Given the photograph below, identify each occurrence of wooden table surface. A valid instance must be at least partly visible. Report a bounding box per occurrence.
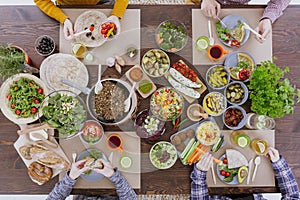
[0,4,299,196]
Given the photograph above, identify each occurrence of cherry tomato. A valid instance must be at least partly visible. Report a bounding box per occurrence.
[101,24,107,29]
[223,158,228,164]
[231,39,241,47]
[238,69,250,81]
[6,94,11,100]
[11,104,15,109]
[31,107,38,114]
[34,99,39,104]
[15,109,21,115]
[172,64,176,68]
[37,88,43,94]
[220,170,226,176]
[225,172,231,177]
[191,77,196,82]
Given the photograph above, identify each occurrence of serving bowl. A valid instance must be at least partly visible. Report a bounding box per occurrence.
[79,120,104,146]
[155,19,188,53]
[223,105,247,130]
[134,109,166,141]
[149,141,177,169]
[206,65,230,90]
[34,35,55,57]
[203,92,227,117]
[224,81,248,106]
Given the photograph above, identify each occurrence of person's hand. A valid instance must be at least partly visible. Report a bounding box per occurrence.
[265,147,280,163]
[69,159,89,180]
[254,18,272,43]
[63,18,74,40]
[94,159,115,178]
[196,153,213,172]
[201,0,221,19]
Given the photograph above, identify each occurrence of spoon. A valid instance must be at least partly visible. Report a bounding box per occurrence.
[251,156,261,182]
[94,64,103,94]
[124,82,137,113]
[192,110,209,119]
[30,131,58,148]
[208,20,214,46]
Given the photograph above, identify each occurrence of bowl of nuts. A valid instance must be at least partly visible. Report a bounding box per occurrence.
[223,105,246,130]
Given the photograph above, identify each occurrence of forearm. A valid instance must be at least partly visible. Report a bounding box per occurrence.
[111,0,128,18]
[190,166,210,200]
[108,169,137,200]
[46,173,76,200]
[272,156,299,199]
[34,0,68,24]
[262,0,291,23]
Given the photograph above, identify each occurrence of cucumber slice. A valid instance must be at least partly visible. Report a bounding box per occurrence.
[211,136,224,152]
[180,138,195,159]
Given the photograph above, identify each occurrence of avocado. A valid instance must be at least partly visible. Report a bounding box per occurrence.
[238,166,248,183]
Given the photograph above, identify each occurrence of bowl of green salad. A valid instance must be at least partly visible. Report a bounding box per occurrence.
[40,90,87,139]
[155,20,188,53]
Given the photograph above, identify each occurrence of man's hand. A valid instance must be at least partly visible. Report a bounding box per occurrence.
[265,147,280,163]
[255,18,271,43]
[63,18,74,40]
[69,160,89,180]
[196,153,213,172]
[201,0,221,19]
[94,159,115,178]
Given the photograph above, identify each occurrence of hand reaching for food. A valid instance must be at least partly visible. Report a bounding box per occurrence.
[265,147,280,163]
[255,18,271,43]
[196,153,213,172]
[94,159,115,178]
[69,160,89,180]
[201,0,221,19]
[63,18,74,39]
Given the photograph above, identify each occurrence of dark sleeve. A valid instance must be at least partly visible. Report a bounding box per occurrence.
[262,0,291,23]
[46,173,76,200]
[108,169,137,200]
[190,165,210,200]
[271,156,300,199]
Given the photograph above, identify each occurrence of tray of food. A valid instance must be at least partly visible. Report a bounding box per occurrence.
[14,128,70,185]
[170,118,224,165]
[166,60,207,103]
[125,64,157,98]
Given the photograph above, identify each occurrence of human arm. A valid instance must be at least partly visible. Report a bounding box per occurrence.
[94,159,137,200]
[200,0,221,19]
[111,0,128,19]
[266,147,300,199]
[46,160,89,200]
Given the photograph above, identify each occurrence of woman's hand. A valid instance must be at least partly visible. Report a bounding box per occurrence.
[201,0,221,19]
[63,18,74,40]
[69,159,89,180]
[255,18,271,43]
[94,159,115,178]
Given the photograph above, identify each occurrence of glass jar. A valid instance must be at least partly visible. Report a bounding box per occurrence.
[245,113,275,130]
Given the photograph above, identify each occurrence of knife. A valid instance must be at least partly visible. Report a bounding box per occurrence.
[247,158,253,185]
[60,77,91,95]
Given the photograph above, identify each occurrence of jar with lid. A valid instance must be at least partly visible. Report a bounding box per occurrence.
[245,113,275,130]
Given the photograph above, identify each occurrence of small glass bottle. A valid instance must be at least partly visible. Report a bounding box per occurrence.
[245,113,275,130]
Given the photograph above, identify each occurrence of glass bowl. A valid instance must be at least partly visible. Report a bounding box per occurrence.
[141,49,170,78]
[223,105,247,130]
[39,90,87,139]
[150,87,184,121]
[34,35,55,57]
[134,109,166,141]
[155,19,188,53]
[206,65,230,90]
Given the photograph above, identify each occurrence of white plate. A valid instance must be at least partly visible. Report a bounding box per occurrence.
[40,53,89,95]
[0,73,48,124]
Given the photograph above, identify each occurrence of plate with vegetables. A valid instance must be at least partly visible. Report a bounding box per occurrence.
[40,90,87,139]
[216,14,250,48]
[224,51,255,82]
[216,150,249,184]
[155,20,187,53]
[149,141,177,169]
[150,87,184,121]
[0,73,48,124]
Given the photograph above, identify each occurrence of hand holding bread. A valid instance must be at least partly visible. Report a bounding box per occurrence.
[93,159,115,178]
[69,160,90,180]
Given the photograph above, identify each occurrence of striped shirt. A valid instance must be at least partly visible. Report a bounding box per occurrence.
[217,0,291,23]
[47,169,137,200]
[190,156,300,200]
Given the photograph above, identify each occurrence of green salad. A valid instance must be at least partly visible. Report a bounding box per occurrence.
[156,20,187,52]
[42,92,86,136]
[6,77,45,118]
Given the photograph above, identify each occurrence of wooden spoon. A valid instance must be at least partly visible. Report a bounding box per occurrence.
[30,131,58,148]
[192,110,209,119]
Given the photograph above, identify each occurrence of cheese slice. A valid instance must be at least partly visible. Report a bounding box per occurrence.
[226,149,248,169]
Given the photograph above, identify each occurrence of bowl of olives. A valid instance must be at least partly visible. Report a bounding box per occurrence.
[34,35,55,57]
[224,81,248,106]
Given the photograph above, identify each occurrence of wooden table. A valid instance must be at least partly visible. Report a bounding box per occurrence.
[0,4,299,195]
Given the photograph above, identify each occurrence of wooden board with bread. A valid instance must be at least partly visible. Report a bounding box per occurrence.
[14,126,70,185]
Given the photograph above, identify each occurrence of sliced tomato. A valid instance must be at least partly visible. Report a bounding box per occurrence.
[231,39,241,47]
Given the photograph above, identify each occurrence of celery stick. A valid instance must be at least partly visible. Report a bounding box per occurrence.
[180,138,195,159]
